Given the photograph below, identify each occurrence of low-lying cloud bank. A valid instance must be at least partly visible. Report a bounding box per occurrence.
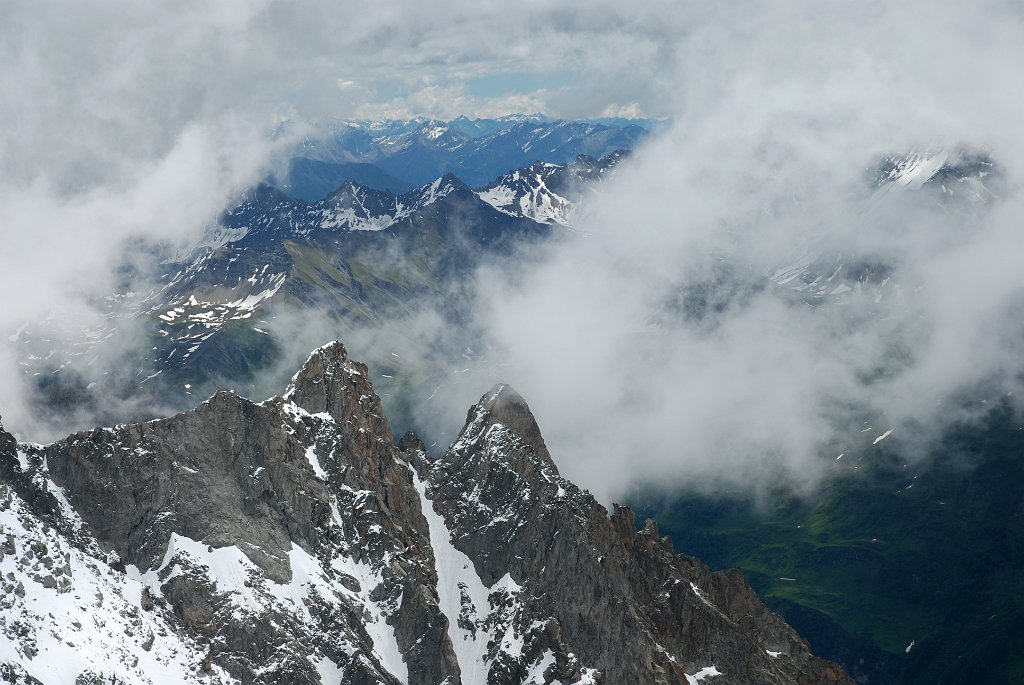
[410,2,1024,502]
[3,0,1024,506]
[0,0,705,439]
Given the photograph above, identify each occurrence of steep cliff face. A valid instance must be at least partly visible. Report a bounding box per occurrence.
[0,343,852,685]
[1,343,457,685]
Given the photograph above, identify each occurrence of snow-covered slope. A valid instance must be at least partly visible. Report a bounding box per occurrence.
[217,174,476,243]
[476,151,627,225]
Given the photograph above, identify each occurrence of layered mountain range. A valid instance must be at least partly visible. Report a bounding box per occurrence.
[273,115,649,198]
[18,149,625,437]
[0,341,851,684]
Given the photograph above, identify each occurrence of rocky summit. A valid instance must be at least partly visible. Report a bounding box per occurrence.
[0,342,851,685]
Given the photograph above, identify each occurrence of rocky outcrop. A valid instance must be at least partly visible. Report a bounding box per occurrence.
[419,384,853,685]
[2,343,458,685]
[0,344,852,685]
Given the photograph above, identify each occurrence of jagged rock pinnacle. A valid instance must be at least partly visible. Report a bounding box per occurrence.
[424,380,855,685]
[455,383,553,467]
[283,341,385,428]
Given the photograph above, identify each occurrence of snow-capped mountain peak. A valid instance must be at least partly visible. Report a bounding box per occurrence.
[476,151,627,225]
[1,342,853,684]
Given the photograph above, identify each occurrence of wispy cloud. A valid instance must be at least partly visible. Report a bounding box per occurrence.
[449,1,1024,503]
[3,0,1023,519]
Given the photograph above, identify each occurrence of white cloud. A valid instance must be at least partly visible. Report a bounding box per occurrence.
[3,0,1023,516]
[441,0,1024,503]
[352,83,552,121]
[601,103,645,119]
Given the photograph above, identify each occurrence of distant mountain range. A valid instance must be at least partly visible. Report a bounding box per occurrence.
[765,147,997,305]
[270,115,650,200]
[18,149,627,437]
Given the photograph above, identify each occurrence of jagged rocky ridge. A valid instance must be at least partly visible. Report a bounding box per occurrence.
[0,342,852,684]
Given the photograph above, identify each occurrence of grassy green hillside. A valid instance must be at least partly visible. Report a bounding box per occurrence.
[638,406,1024,684]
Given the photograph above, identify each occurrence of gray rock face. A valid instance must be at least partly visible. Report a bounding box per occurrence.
[2,343,457,685]
[0,344,851,685]
[420,384,852,685]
